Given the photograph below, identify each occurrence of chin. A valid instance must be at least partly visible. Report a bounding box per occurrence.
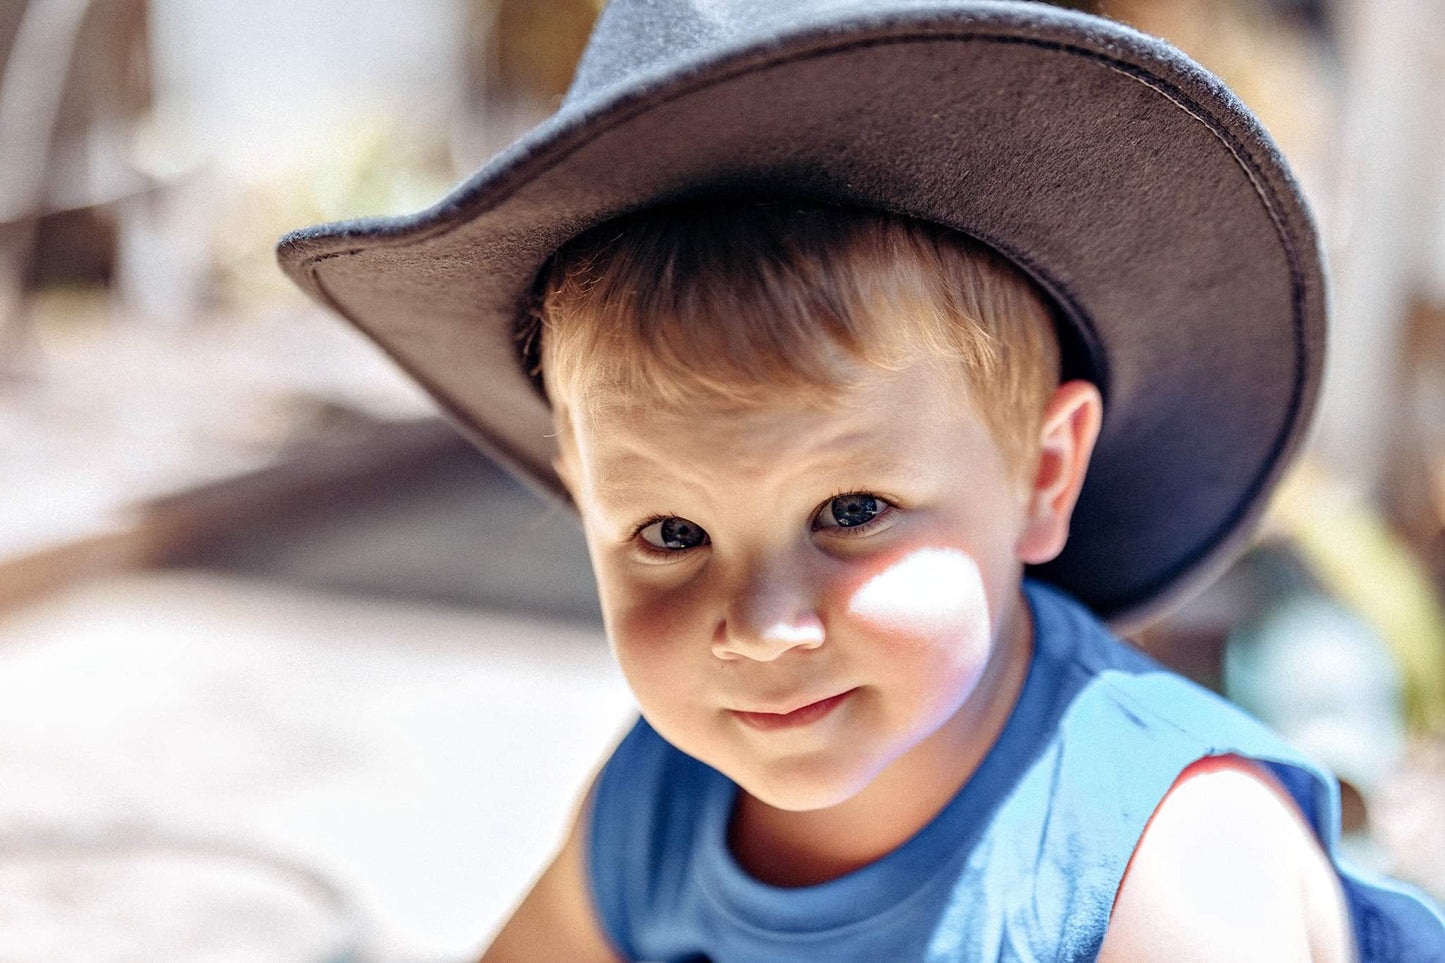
[733,756,880,812]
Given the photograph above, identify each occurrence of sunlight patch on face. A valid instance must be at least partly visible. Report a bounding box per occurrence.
[846,548,990,641]
[757,620,826,646]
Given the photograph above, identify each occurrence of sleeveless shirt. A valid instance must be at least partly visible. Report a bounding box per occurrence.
[586,578,1445,962]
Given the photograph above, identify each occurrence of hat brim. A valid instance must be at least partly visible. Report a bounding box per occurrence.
[277,3,1325,631]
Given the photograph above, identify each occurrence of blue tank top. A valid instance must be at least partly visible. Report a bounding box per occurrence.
[586,579,1445,962]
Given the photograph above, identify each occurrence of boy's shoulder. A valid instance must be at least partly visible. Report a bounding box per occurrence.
[1097,753,1358,962]
[1025,578,1311,766]
[1033,582,1445,960]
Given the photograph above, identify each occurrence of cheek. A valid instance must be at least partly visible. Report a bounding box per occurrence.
[843,547,993,649]
[582,532,712,714]
[604,579,710,685]
[841,548,997,721]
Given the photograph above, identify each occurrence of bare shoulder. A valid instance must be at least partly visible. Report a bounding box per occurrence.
[480,777,624,963]
[1097,754,1356,963]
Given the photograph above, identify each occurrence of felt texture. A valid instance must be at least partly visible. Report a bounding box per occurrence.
[276,0,1326,630]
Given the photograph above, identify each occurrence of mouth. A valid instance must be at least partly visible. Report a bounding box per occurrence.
[731,688,856,731]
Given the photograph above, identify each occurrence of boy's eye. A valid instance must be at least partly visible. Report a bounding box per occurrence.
[813,493,886,530]
[638,516,709,551]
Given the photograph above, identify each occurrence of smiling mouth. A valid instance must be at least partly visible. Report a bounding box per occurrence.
[732,689,855,731]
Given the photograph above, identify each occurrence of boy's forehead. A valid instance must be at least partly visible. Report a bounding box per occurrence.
[580,426,926,512]
[576,353,974,428]
[569,361,992,496]
[577,361,951,446]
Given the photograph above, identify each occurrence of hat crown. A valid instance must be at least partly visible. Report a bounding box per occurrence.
[565,0,918,109]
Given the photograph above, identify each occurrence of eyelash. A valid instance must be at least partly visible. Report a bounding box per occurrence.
[815,490,897,537]
[627,491,896,557]
[627,508,682,555]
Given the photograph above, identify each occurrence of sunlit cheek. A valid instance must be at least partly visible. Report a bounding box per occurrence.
[845,547,992,651]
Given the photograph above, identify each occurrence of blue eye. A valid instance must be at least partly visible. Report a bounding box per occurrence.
[813,493,887,530]
[638,516,709,551]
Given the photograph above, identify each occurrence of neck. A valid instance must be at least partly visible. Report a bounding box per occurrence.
[727,587,1036,887]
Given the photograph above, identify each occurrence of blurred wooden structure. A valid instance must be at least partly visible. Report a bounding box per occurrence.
[453,0,604,168]
[1391,295,1445,590]
[0,0,153,374]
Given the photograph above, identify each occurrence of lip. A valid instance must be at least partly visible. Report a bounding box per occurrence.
[731,689,855,731]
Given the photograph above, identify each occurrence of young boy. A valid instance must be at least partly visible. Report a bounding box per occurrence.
[277,1,1445,959]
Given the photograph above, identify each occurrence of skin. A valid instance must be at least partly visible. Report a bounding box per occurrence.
[484,350,1356,960]
[1098,755,1357,962]
[553,356,1103,884]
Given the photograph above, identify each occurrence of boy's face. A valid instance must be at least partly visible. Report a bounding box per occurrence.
[556,358,1094,813]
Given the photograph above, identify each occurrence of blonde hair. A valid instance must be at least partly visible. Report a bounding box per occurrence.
[521,199,1062,481]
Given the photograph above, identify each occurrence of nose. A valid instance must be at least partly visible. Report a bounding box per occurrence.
[713,573,825,662]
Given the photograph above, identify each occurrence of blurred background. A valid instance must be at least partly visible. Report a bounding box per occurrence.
[1,0,1442,959]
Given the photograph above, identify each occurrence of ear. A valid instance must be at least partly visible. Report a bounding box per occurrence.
[1014,380,1104,565]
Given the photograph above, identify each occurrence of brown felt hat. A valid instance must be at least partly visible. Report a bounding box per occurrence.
[276,0,1327,631]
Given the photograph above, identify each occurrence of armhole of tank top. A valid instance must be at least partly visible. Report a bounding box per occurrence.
[1108,752,1326,908]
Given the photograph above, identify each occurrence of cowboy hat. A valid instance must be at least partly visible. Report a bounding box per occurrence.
[276,0,1326,631]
